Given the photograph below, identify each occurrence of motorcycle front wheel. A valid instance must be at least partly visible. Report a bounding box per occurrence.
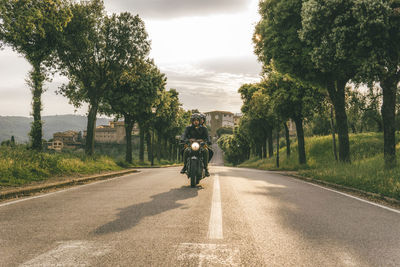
[189,159,197,188]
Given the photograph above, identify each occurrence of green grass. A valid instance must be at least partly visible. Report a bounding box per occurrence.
[0,145,183,188]
[0,146,122,187]
[239,132,400,200]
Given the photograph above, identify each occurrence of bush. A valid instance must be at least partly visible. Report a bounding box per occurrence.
[216,127,234,138]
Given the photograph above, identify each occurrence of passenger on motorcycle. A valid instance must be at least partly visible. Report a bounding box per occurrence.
[180,113,210,177]
[199,113,214,162]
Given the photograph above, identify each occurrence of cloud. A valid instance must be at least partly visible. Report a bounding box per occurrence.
[177,87,243,113]
[161,62,260,113]
[196,56,261,76]
[105,0,250,19]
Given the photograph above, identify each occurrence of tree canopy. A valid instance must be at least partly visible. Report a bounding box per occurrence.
[0,0,72,150]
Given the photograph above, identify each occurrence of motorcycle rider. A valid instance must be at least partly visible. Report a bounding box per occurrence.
[199,113,214,162]
[180,113,210,177]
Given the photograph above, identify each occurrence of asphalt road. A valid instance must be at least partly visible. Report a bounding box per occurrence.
[1,165,399,266]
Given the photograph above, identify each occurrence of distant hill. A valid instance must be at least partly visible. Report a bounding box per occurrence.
[0,115,110,143]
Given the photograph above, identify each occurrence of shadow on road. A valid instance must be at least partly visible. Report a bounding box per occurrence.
[217,168,400,266]
[93,186,202,235]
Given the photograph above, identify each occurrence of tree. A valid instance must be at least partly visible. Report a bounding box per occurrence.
[352,0,400,168]
[254,0,354,162]
[102,59,165,163]
[248,89,276,158]
[56,0,105,155]
[10,135,15,147]
[216,127,233,138]
[299,0,373,163]
[238,83,275,158]
[98,11,157,163]
[0,0,71,150]
[56,1,150,155]
[262,71,324,164]
[217,124,251,166]
[153,89,182,162]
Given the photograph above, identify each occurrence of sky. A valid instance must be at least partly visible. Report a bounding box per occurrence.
[0,0,262,117]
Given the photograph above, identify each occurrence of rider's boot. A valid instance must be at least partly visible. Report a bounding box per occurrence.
[180,164,187,174]
[204,168,210,177]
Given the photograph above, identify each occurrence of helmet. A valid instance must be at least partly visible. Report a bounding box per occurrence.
[200,113,206,124]
[191,113,201,123]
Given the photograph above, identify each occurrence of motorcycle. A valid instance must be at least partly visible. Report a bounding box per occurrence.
[185,139,206,188]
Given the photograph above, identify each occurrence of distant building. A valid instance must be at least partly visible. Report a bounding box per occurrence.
[84,120,139,144]
[205,111,235,137]
[47,130,81,151]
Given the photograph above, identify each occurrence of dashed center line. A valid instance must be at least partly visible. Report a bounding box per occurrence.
[208,174,223,239]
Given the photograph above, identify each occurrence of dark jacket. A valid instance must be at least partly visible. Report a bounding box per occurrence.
[181,124,209,143]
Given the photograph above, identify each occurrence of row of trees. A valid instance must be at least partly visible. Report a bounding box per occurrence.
[219,70,324,166]
[0,0,189,163]
[221,0,400,169]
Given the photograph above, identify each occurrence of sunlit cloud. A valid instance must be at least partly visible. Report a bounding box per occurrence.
[105,0,250,19]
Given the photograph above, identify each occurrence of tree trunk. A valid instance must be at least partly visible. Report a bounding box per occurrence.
[173,142,177,162]
[267,127,274,158]
[284,122,290,158]
[85,103,98,155]
[294,117,306,165]
[262,138,267,158]
[381,76,397,169]
[146,130,152,163]
[157,131,161,162]
[330,106,338,161]
[170,141,174,161]
[276,127,280,168]
[327,80,350,163]
[164,137,168,159]
[139,123,145,162]
[124,116,134,163]
[29,62,45,151]
[256,145,262,159]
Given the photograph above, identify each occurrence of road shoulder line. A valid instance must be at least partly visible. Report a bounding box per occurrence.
[300,180,400,214]
[0,172,141,208]
[238,167,400,212]
[0,169,139,201]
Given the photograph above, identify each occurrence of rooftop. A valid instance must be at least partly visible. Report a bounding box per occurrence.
[205,111,234,115]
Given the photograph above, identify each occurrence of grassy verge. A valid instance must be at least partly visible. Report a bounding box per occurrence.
[0,146,122,187]
[115,159,182,168]
[0,146,181,187]
[239,132,400,201]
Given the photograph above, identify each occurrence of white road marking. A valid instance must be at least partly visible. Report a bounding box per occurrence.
[0,172,140,208]
[301,180,400,214]
[208,174,223,239]
[176,243,239,266]
[19,240,112,267]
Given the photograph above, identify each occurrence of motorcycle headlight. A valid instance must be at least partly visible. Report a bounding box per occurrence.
[191,142,200,151]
